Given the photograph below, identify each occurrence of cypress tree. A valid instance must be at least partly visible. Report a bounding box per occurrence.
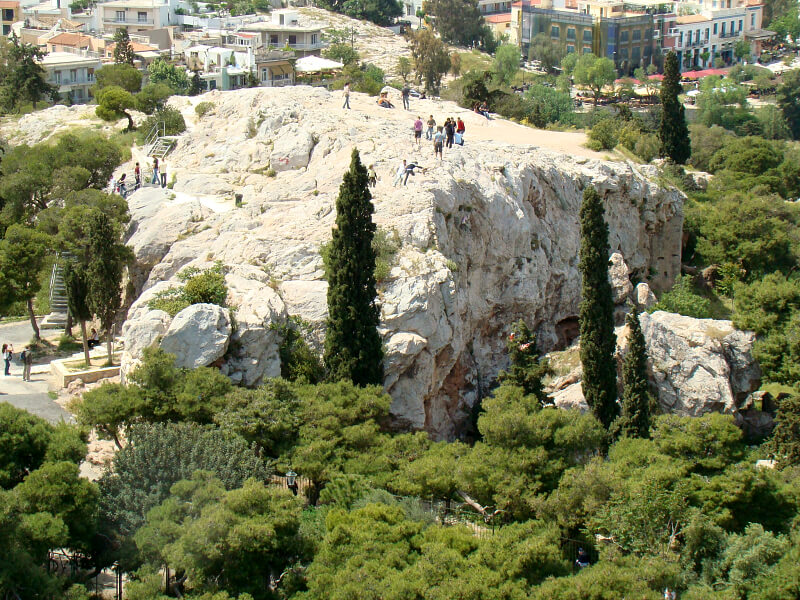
[659,51,691,164]
[498,319,552,407]
[616,311,651,438]
[87,212,129,365]
[578,186,618,429]
[323,149,384,386]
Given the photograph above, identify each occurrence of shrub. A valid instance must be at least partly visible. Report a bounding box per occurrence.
[137,107,186,142]
[650,274,712,318]
[588,117,619,151]
[270,315,325,383]
[320,226,400,283]
[194,101,214,117]
[148,264,227,316]
[633,133,660,163]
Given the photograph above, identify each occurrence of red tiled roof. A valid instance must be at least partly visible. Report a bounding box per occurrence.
[0,1,19,8]
[48,32,93,46]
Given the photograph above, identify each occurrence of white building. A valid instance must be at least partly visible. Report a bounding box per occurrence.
[99,0,177,33]
[39,51,101,102]
[238,9,324,56]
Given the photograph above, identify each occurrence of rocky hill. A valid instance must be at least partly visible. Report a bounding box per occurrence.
[119,86,685,439]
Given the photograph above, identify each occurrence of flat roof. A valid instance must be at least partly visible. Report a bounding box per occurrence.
[40,51,100,65]
[485,12,512,22]
[0,1,20,8]
[675,13,710,23]
[101,0,164,7]
[240,21,322,32]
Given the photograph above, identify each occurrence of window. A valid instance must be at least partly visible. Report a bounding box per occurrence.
[738,19,743,31]
[686,30,692,44]
[583,46,591,53]
[2,9,14,21]
[88,68,94,81]
[54,70,62,84]
[69,69,77,83]
[1,24,9,35]
[583,28,592,41]
[566,44,575,53]
[550,25,559,37]
[138,11,147,22]
[620,30,629,42]
[632,46,641,62]
[619,47,629,59]
[311,33,318,45]
[713,23,717,34]
[115,10,125,22]
[209,80,217,90]
[567,27,576,40]
[288,34,297,45]
[751,13,755,27]
[730,20,735,34]
[262,67,268,81]
[705,28,709,41]
[721,23,725,36]
[632,28,641,41]
[270,34,278,45]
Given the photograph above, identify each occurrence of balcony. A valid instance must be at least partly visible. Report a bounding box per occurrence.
[103,16,155,25]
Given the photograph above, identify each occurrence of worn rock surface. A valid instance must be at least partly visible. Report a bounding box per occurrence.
[160,303,231,369]
[103,86,685,439]
[639,311,760,416]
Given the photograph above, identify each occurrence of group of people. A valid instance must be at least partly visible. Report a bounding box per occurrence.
[430,116,465,160]
[112,158,167,198]
[392,159,426,187]
[473,101,491,120]
[2,343,33,381]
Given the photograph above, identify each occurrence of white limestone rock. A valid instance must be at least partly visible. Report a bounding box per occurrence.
[634,282,658,311]
[609,252,633,304]
[160,304,231,369]
[638,311,760,416]
[122,309,172,359]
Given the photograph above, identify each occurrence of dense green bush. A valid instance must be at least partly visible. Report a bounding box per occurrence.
[587,117,619,151]
[148,263,227,316]
[137,106,186,142]
[194,101,215,117]
[650,275,712,319]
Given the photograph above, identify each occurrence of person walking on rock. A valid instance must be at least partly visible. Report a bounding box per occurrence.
[426,115,436,140]
[401,84,411,110]
[393,159,407,186]
[151,157,160,185]
[160,159,167,188]
[433,126,444,160]
[343,82,351,109]
[134,162,141,189]
[413,116,423,149]
[444,118,455,149]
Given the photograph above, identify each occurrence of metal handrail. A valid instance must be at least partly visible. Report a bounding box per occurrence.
[143,121,165,154]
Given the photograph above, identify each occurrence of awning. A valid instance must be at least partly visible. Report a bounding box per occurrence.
[744,29,777,40]
[295,55,344,72]
[269,63,293,75]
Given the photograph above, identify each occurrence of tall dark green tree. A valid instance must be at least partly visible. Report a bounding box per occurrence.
[777,69,800,140]
[0,34,58,111]
[615,311,651,439]
[578,186,618,430]
[769,392,800,468]
[189,68,203,96]
[498,320,552,407]
[64,261,92,367]
[659,51,691,164]
[86,211,130,364]
[112,28,135,65]
[323,148,384,386]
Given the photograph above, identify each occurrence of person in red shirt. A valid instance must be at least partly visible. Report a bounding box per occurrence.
[456,117,465,134]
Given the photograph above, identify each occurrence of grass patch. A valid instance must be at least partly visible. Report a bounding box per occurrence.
[57,335,83,353]
[47,391,58,400]
[547,344,581,378]
[458,49,492,73]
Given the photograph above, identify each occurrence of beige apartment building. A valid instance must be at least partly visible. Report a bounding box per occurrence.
[239,9,324,57]
[100,0,174,34]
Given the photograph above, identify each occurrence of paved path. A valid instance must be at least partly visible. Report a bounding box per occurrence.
[0,320,74,424]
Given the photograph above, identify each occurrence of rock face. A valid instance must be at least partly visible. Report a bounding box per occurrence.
[639,311,760,416]
[160,304,231,369]
[114,86,683,439]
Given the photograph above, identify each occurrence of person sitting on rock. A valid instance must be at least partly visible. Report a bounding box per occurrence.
[88,328,100,349]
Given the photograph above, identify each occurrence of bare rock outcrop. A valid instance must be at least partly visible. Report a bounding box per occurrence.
[112,86,683,439]
[639,311,760,416]
[160,304,231,369]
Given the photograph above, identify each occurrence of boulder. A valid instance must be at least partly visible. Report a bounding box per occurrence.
[122,309,172,359]
[160,303,231,369]
[609,252,633,304]
[634,282,657,311]
[551,382,589,413]
[639,311,760,417]
[269,124,314,172]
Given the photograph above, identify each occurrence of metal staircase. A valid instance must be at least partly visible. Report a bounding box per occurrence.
[143,121,176,159]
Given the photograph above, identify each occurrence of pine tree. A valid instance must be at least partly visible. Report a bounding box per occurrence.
[616,311,651,438]
[498,320,552,407]
[190,69,203,96]
[323,149,384,386]
[659,51,691,164]
[578,186,618,429]
[113,28,135,65]
[86,212,130,365]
